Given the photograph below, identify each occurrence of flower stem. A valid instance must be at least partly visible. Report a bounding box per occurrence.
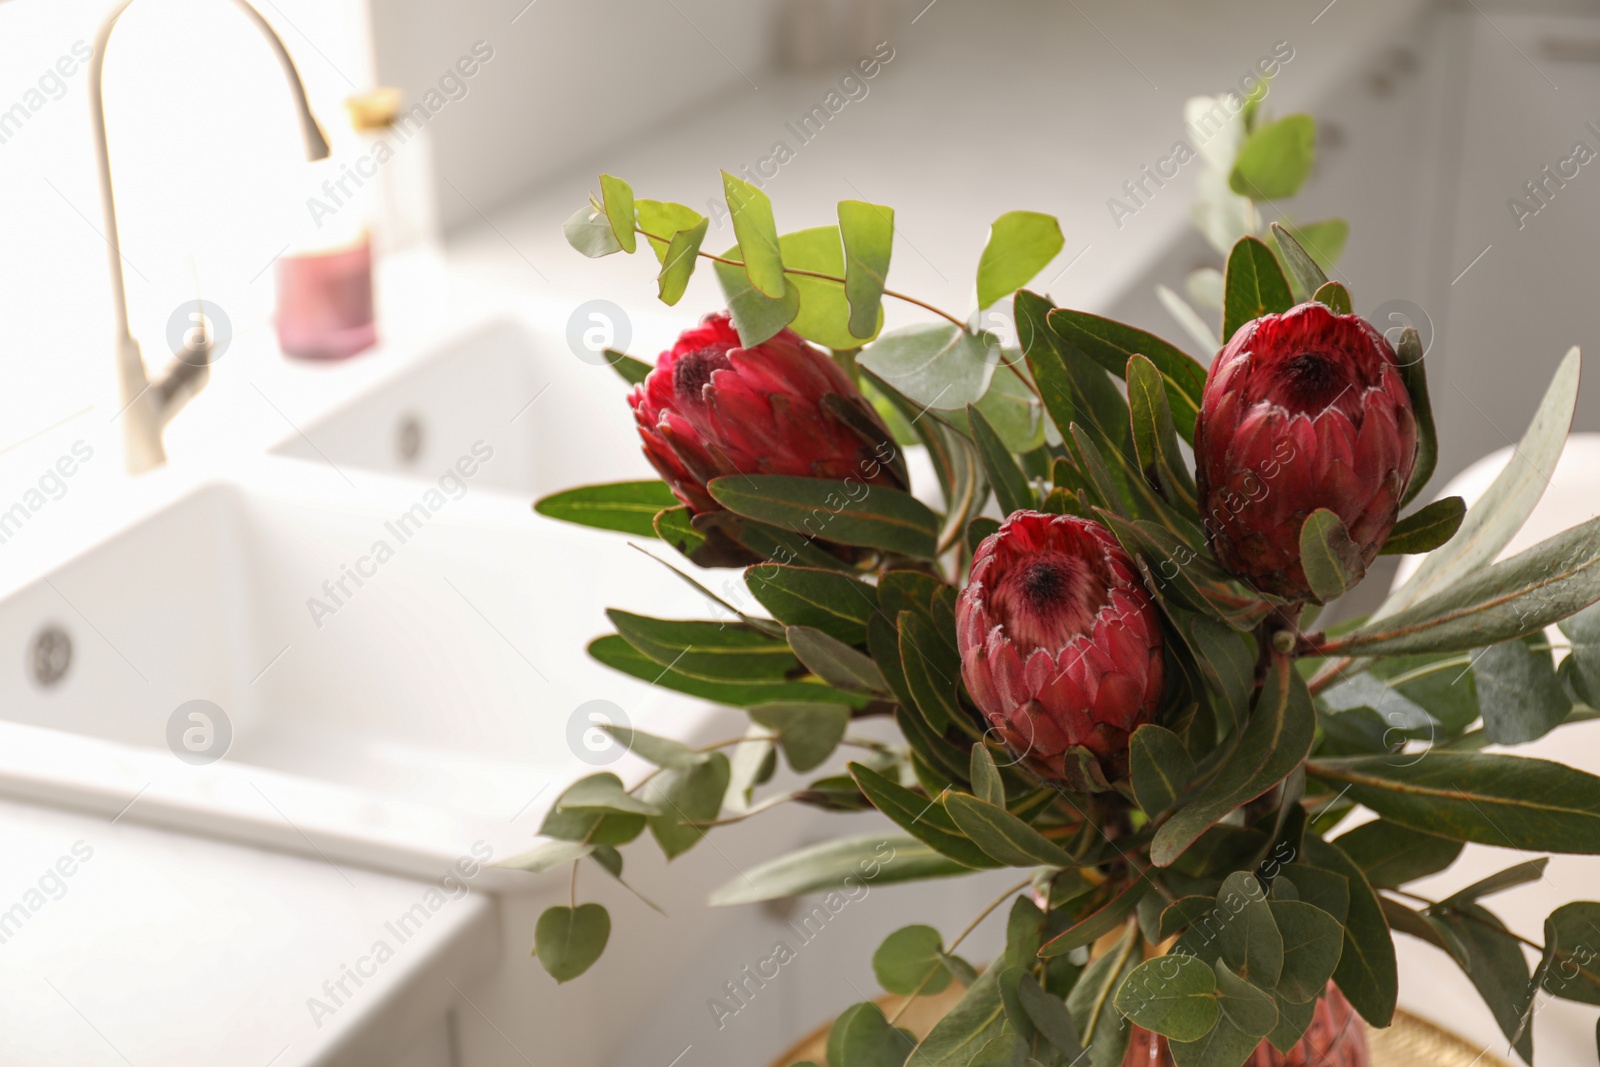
[885,875,1034,1025]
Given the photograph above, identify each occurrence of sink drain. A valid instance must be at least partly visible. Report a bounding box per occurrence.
[28,624,72,689]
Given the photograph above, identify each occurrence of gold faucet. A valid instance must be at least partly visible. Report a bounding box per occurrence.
[89,0,331,473]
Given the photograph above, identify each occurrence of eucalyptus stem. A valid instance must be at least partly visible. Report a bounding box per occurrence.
[886,875,1035,1025]
[1386,887,1546,954]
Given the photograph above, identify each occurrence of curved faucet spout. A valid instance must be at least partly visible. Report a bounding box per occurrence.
[89,0,330,473]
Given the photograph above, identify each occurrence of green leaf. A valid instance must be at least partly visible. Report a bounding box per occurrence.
[1169,611,1259,729]
[967,403,1033,517]
[597,174,636,253]
[1300,509,1364,603]
[563,202,623,257]
[604,350,653,386]
[874,925,952,996]
[636,199,703,258]
[857,323,998,411]
[839,200,894,341]
[553,772,660,816]
[534,480,678,537]
[1040,879,1151,958]
[781,225,883,349]
[749,702,849,773]
[708,831,972,905]
[588,634,860,708]
[1434,903,1535,1062]
[849,763,1002,870]
[1222,236,1294,341]
[533,903,610,983]
[1039,301,1207,444]
[943,792,1078,869]
[745,564,876,645]
[827,1002,914,1067]
[1126,353,1198,508]
[1264,996,1317,1057]
[1229,114,1315,200]
[787,625,887,694]
[1113,955,1219,1042]
[1560,599,1600,705]
[1066,925,1138,1061]
[713,246,800,346]
[497,839,594,873]
[1308,752,1600,854]
[645,752,730,858]
[1332,820,1463,889]
[1129,724,1195,815]
[1380,496,1467,555]
[709,475,939,558]
[598,724,702,771]
[607,609,798,682]
[1436,858,1549,911]
[656,218,708,305]
[969,744,1005,808]
[1475,636,1572,745]
[1099,514,1270,632]
[1153,655,1315,866]
[1279,863,1350,926]
[1270,900,1345,1003]
[1538,902,1600,1005]
[915,965,1009,1064]
[1267,222,1328,297]
[1395,326,1438,508]
[1375,345,1580,622]
[1283,219,1349,276]
[1017,972,1083,1057]
[1312,281,1352,315]
[1215,871,1284,988]
[974,357,1046,453]
[723,171,785,297]
[1210,959,1278,1038]
[1167,1014,1265,1067]
[976,210,1064,309]
[897,610,965,735]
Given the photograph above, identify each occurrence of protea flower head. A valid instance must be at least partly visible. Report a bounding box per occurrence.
[956,511,1165,788]
[1196,301,1418,602]
[630,312,903,514]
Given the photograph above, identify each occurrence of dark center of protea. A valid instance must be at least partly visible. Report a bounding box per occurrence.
[672,346,732,406]
[990,550,1108,655]
[1275,349,1349,411]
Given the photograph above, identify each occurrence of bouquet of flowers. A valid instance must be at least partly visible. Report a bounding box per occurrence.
[519,101,1600,1067]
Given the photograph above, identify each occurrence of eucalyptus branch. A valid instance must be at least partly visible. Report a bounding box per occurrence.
[1385,887,1546,954]
[886,874,1035,1025]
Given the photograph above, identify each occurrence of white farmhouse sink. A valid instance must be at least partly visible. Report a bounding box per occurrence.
[0,457,727,883]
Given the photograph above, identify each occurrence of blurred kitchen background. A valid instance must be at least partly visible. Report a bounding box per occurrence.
[3,0,1600,1064]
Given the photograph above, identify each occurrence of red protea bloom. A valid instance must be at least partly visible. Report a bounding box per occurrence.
[956,512,1165,787]
[1195,302,1418,602]
[629,312,903,514]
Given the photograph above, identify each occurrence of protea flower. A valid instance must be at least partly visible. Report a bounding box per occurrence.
[1196,302,1417,602]
[630,312,903,514]
[956,512,1165,787]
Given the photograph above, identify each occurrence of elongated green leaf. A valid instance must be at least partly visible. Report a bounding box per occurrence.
[1230,114,1315,200]
[850,763,1001,870]
[970,744,1005,808]
[858,323,998,411]
[597,174,636,253]
[1377,346,1580,621]
[1126,353,1198,508]
[709,831,972,905]
[1394,327,1439,508]
[533,903,610,983]
[588,634,860,707]
[1102,514,1270,632]
[534,480,678,537]
[1433,903,1535,1062]
[1040,879,1151,957]
[1312,281,1352,315]
[1153,655,1315,866]
[1066,924,1138,1056]
[656,217,707,305]
[745,564,876,645]
[787,625,887,693]
[604,350,653,386]
[898,610,964,735]
[723,171,785,296]
[976,211,1064,309]
[1169,611,1258,729]
[1282,220,1349,277]
[1301,509,1364,603]
[1223,236,1294,341]
[1436,858,1549,911]
[1040,302,1206,444]
[1308,752,1600,854]
[1332,820,1463,889]
[968,403,1033,517]
[1114,955,1219,1042]
[839,200,894,341]
[750,702,850,773]
[1381,496,1466,555]
[915,965,1009,1064]
[1267,222,1328,297]
[1018,972,1083,1057]
[564,202,623,257]
[944,792,1077,868]
[1129,724,1195,815]
[1333,512,1600,656]
[713,248,800,346]
[708,475,939,558]
[607,609,798,682]
[1302,836,1397,1027]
